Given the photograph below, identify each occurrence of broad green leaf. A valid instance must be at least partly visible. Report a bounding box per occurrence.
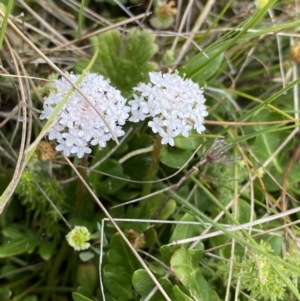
[75,29,158,97]
[174,132,204,150]
[178,48,224,85]
[170,248,210,301]
[97,174,129,195]
[160,146,193,169]
[38,241,55,261]
[149,261,165,276]
[77,262,98,292]
[262,165,283,192]
[107,233,140,272]
[160,244,180,264]
[172,286,194,301]
[0,237,39,258]
[288,163,300,185]
[132,269,155,296]
[236,199,256,224]
[72,292,93,301]
[88,158,129,196]
[132,270,193,301]
[2,225,24,239]
[140,193,177,221]
[103,264,133,300]
[265,234,284,256]
[144,227,157,248]
[0,287,11,301]
[132,271,171,300]
[76,287,94,300]
[169,213,205,249]
[121,194,170,232]
[250,109,284,174]
[206,289,222,301]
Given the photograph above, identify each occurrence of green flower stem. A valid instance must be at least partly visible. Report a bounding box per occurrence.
[141,135,162,196]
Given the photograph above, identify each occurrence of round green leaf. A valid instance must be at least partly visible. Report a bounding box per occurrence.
[72,292,93,301]
[38,241,55,261]
[77,262,98,292]
[0,287,12,301]
[160,146,193,169]
[132,269,154,296]
[79,251,95,262]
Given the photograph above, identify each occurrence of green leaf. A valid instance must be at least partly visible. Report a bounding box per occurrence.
[265,235,284,256]
[141,193,177,221]
[122,194,176,232]
[103,264,133,300]
[0,287,11,301]
[172,286,194,301]
[160,244,180,264]
[132,269,155,296]
[77,262,98,292]
[76,287,94,300]
[160,146,193,169]
[79,251,95,262]
[107,233,140,272]
[169,213,204,249]
[236,199,256,224]
[250,109,284,174]
[72,292,93,301]
[0,237,39,258]
[178,48,224,85]
[149,261,165,276]
[174,132,204,150]
[38,241,55,261]
[170,248,210,301]
[144,227,157,248]
[75,29,158,97]
[132,270,193,301]
[2,226,24,239]
[88,158,129,196]
[132,270,175,300]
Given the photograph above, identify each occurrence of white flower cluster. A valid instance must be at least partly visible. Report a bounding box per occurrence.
[128,71,208,146]
[40,73,130,158]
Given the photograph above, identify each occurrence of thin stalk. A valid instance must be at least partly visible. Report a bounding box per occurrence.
[141,135,162,196]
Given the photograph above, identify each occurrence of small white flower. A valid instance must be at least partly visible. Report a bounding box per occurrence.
[40,72,130,158]
[148,117,164,134]
[160,128,175,146]
[66,226,91,251]
[128,71,208,145]
[56,139,72,157]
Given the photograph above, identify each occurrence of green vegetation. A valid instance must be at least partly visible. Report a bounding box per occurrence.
[1,0,300,300]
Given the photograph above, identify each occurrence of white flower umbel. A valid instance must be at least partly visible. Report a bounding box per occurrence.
[66,226,91,251]
[128,71,208,146]
[40,73,130,158]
